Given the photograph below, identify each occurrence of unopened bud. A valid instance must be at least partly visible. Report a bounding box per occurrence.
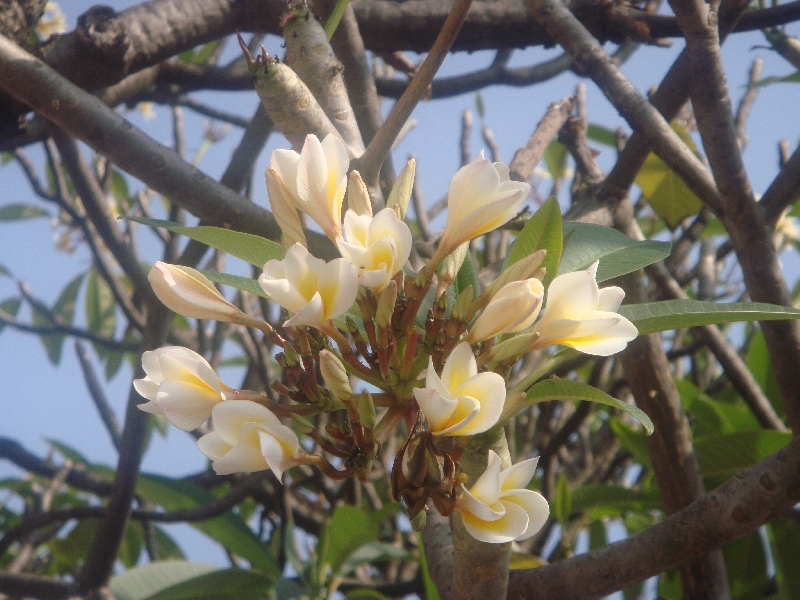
[489,250,547,297]
[283,344,301,367]
[410,509,427,532]
[451,286,473,321]
[439,242,469,291]
[319,349,352,403]
[375,280,398,330]
[291,413,315,435]
[485,331,541,363]
[467,279,544,343]
[356,390,376,429]
[266,168,307,249]
[386,157,415,219]
[347,170,372,216]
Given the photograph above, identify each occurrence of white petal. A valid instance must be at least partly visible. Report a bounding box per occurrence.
[136,399,162,415]
[317,258,359,320]
[133,378,158,401]
[596,286,625,312]
[336,238,370,266]
[414,388,459,433]
[440,343,478,393]
[270,149,301,200]
[359,266,389,290]
[210,400,280,445]
[158,349,220,394]
[154,380,221,431]
[499,456,539,492]
[284,292,325,328]
[258,426,300,480]
[258,275,308,314]
[446,156,501,224]
[210,423,268,475]
[140,350,164,382]
[500,490,549,540]
[342,209,371,247]
[197,431,232,461]
[449,372,506,436]
[541,269,600,323]
[467,450,503,504]
[457,486,505,522]
[459,499,529,544]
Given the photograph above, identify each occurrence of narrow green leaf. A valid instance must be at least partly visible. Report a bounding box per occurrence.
[136,475,279,578]
[454,251,480,297]
[571,484,661,516]
[609,419,651,468]
[34,273,84,365]
[722,532,770,599]
[543,141,568,180]
[559,222,671,281]
[475,92,485,119]
[147,568,273,600]
[120,521,144,568]
[509,379,653,434]
[695,430,792,484]
[343,542,411,575]
[0,203,50,221]
[768,517,800,599]
[151,526,185,560]
[178,40,223,65]
[618,300,800,335]
[200,270,269,299]
[345,590,392,600]
[553,473,572,526]
[324,0,350,39]
[110,561,219,600]
[128,216,282,268]
[507,196,562,286]
[586,124,617,147]
[86,268,117,353]
[323,505,379,576]
[751,70,800,87]
[0,297,21,335]
[419,538,442,600]
[0,263,11,277]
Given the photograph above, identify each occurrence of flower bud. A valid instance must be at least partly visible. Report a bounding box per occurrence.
[283,344,301,367]
[356,390,376,429]
[375,280,398,330]
[386,157,415,220]
[347,170,372,216]
[467,278,544,343]
[438,242,469,293]
[148,262,243,322]
[484,331,541,363]
[451,286,474,321]
[265,168,307,249]
[411,510,427,532]
[291,413,315,435]
[319,349,352,404]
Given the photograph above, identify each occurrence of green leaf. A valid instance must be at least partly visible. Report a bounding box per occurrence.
[618,300,800,335]
[553,473,572,526]
[635,122,703,227]
[147,568,274,600]
[34,273,84,365]
[120,521,144,568]
[722,532,770,600]
[152,526,185,561]
[543,141,568,180]
[586,124,617,147]
[345,590,392,600]
[510,379,654,434]
[418,538,442,600]
[45,439,92,466]
[343,542,412,575]
[745,329,783,418]
[110,561,219,600]
[0,203,50,221]
[0,297,21,335]
[694,430,792,486]
[475,92,485,119]
[675,379,760,436]
[178,40,223,65]
[135,475,279,578]
[751,70,800,87]
[323,505,379,576]
[768,517,800,599]
[559,222,671,282]
[455,251,480,297]
[128,216,282,268]
[571,484,661,517]
[0,263,11,277]
[200,270,269,299]
[86,268,117,352]
[609,419,651,468]
[507,197,562,286]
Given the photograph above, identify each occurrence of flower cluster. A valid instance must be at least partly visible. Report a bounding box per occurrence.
[136,133,638,544]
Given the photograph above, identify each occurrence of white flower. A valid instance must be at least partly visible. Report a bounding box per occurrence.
[434,153,529,262]
[413,343,506,436]
[197,400,300,478]
[467,278,544,343]
[455,450,549,544]
[134,347,226,431]
[149,262,243,322]
[258,243,359,329]
[533,261,638,356]
[270,134,349,240]
[265,168,307,248]
[336,208,412,291]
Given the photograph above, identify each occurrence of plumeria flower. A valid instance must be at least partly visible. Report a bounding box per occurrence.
[413,343,506,436]
[134,347,227,431]
[430,153,529,268]
[336,208,412,291]
[265,168,307,248]
[270,134,349,240]
[197,400,300,478]
[149,262,245,323]
[259,243,359,329]
[455,450,549,544]
[466,278,544,343]
[533,261,638,356]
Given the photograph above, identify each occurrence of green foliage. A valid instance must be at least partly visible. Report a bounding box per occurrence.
[201,269,270,299]
[723,532,771,600]
[543,141,568,180]
[455,250,481,297]
[507,196,562,286]
[559,222,671,281]
[129,216,283,268]
[86,268,117,355]
[618,300,800,335]
[553,473,572,526]
[571,484,661,519]
[518,378,654,434]
[33,272,84,365]
[0,203,50,221]
[109,561,220,600]
[418,538,442,600]
[0,297,21,334]
[178,41,223,65]
[694,430,792,488]
[635,122,703,227]
[768,517,800,599]
[586,123,617,147]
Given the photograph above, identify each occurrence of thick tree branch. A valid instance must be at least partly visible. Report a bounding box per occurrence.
[0,573,71,600]
[506,434,800,599]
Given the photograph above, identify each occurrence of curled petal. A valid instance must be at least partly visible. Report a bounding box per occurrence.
[465,450,503,505]
[449,373,506,436]
[500,489,549,541]
[154,380,221,431]
[460,498,529,544]
[210,399,281,446]
[440,343,478,392]
[499,456,539,492]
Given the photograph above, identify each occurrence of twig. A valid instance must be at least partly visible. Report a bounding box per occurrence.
[75,341,123,450]
[356,0,475,188]
[460,108,472,167]
[509,97,573,182]
[733,57,762,150]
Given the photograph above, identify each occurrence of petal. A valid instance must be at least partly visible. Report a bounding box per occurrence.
[154,380,221,431]
[425,358,453,400]
[561,317,638,356]
[140,350,164,382]
[133,377,158,401]
[210,400,281,445]
[446,154,499,224]
[359,266,389,290]
[459,499,529,543]
[441,190,525,250]
[270,148,301,200]
[596,286,625,312]
[536,315,638,356]
[449,372,506,436]
[136,399,162,415]
[541,269,600,323]
[317,258,359,320]
[499,456,539,492]
[368,209,413,266]
[440,343,478,393]
[336,238,370,266]
[536,316,622,346]
[500,490,549,540]
[414,387,458,433]
[284,292,325,328]
[209,423,268,475]
[158,349,220,392]
[258,425,300,480]
[466,450,502,504]
[196,431,232,461]
[457,486,505,522]
[435,395,480,435]
[342,209,371,247]
[258,275,309,314]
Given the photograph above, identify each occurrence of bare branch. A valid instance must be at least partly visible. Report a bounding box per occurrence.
[509,97,572,182]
